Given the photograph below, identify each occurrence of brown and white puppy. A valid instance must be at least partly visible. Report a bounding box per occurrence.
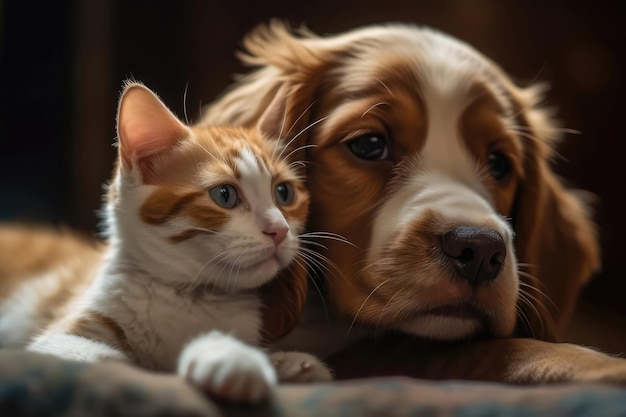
[201,21,615,383]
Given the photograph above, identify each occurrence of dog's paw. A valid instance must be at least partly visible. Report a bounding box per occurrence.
[270,351,333,383]
[177,331,277,403]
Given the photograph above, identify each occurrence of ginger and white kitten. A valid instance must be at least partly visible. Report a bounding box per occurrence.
[2,82,330,402]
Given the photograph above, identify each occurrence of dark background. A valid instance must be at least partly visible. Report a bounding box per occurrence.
[1,1,624,351]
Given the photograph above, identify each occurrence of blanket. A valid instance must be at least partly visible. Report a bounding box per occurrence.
[1,350,625,417]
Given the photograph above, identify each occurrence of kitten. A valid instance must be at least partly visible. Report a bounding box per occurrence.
[1,81,331,402]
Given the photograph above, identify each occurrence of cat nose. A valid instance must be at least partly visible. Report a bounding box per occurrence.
[264,223,289,246]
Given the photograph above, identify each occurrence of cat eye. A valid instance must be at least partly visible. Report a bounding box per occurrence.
[347,134,389,160]
[274,182,295,206]
[209,184,239,209]
[488,152,511,181]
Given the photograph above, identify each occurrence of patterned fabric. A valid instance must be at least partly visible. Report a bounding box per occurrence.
[1,350,626,416]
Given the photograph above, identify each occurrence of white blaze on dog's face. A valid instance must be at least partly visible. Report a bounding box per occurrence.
[304,28,524,339]
[201,22,600,342]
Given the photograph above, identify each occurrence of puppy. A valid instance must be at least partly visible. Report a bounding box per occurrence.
[201,21,618,383]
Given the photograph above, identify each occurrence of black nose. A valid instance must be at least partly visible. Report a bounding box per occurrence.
[441,226,506,285]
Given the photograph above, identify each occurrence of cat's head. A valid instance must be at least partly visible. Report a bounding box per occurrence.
[110,81,309,319]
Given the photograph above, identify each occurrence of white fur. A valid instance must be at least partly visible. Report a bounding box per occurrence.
[365,36,518,338]
[26,132,310,401]
[0,271,67,348]
[256,25,521,348]
[178,330,277,403]
[29,333,129,363]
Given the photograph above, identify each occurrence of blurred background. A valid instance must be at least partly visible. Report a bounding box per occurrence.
[1,1,624,351]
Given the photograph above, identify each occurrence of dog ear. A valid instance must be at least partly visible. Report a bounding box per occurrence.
[201,21,334,342]
[259,261,309,342]
[512,86,601,341]
[255,85,313,343]
[201,20,325,127]
[254,84,315,342]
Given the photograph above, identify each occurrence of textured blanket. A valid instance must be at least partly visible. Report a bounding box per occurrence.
[1,349,625,416]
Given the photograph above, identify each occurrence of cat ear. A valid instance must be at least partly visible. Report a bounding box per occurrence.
[116,81,191,184]
[257,85,289,139]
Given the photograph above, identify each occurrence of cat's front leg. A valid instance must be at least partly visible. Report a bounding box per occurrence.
[270,351,333,383]
[177,330,276,403]
[28,332,130,363]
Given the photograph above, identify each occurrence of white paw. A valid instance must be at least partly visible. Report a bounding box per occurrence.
[270,351,333,383]
[177,331,277,403]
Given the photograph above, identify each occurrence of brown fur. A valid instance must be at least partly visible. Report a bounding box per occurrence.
[0,223,104,337]
[64,311,130,353]
[0,84,310,351]
[328,335,626,385]
[118,87,311,343]
[199,21,613,383]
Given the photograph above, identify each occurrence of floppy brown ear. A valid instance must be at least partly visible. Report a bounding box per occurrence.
[512,87,601,341]
[259,261,309,342]
[201,20,324,127]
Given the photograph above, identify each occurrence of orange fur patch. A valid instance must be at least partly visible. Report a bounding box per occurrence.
[0,223,104,335]
[65,310,130,353]
[137,124,307,242]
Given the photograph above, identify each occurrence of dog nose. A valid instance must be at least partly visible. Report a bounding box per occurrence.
[441,226,506,285]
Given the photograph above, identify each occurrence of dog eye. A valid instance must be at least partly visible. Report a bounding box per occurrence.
[347,134,389,160]
[488,152,511,180]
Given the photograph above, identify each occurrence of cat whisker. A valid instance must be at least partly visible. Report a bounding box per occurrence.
[298,239,328,251]
[281,144,318,166]
[182,81,190,125]
[347,278,392,337]
[224,251,245,295]
[190,251,231,291]
[186,226,218,235]
[296,249,332,276]
[298,231,356,248]
[268,98,316,165]
[275,115,329,165]
[271,113,313,165]
[292,257,330,322]
[277,93,289,144]
[284,99,318,138]
[287,160,310,170]
[197,135,221,162]
[295,245,355,289]
[295,245,345,279]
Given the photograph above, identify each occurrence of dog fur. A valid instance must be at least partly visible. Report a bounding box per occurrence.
[200,21,619,384]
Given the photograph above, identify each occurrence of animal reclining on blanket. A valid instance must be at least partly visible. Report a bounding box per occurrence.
[201,21,626,383]
[0,81,332,403]
[2,20,626,389]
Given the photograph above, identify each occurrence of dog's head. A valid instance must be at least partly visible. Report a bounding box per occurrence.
[202,21,600,341]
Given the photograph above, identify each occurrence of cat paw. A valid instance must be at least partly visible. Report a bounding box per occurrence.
[177,331,277,403]
[270,351,333,383]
